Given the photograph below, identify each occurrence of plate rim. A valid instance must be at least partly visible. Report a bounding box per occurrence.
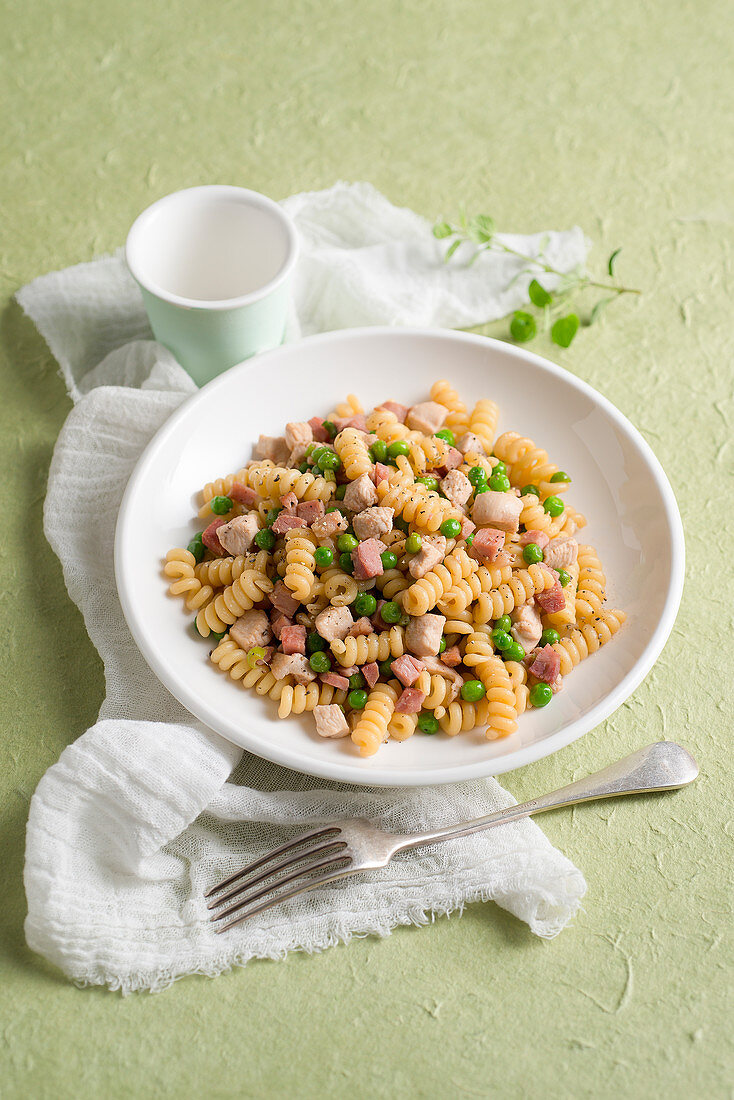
[114,327,685,786]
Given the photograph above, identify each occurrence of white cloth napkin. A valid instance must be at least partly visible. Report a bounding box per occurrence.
[19,181,588,993]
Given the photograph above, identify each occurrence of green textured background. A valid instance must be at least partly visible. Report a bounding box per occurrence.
[1,1,732,1097]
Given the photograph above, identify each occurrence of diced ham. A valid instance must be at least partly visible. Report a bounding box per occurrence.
[313,703,350,738]
[202,518,227,554]
[269,582,300,617]
[395,687,426,714]
[391,653,425,687]
[408,534,446,579]
[311,510,348,539]
[296,499,326,526]
[352,506,394,541]
[371,600,390,632]
[308,417,330,442]
[510,601,543,652]
[271,652,316,684]
[362,661,379,689]
[271,612,293,640]
[218,513,260,555]
[456,431,486,455]
[229,609,272,651]
[519,529,551,549]
[314,605,354,642]
[440,470,472,508]
[372,462,391,485]
[337,665,359,677]
[529,644,562,684]
[536,579,566,614]
[280,491,298,512]
[253,434,289,464]
[406,401,448,435]
[229,481,259,507]
[469,526,505,565]
[285,421,313,451]
[406,614,446,657]
[257,645,275,666]
[472,490,524,533]
[280,624,307,655]
[543,537,579,570]
[352,538,386,580]
[342,473,377,512]
[377,400,409,423]
[441,646,462,668]
[347,617,374,637]
[271,513,308,535]
[347,414,368,432]
[319,672,350,691]
[442,446,463,471]
[460,516,476,540]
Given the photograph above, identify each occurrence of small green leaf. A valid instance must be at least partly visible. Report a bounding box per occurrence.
[510,311,537,343]
[444,238,462,262]
[528,279,552,308]
[607,248,622,276]
[468,213,495,244]
[551,313,580,348]
[589,296,616,325]
[433,221,454,240]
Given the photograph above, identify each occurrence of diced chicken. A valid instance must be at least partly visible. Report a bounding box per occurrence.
[315,605,354,642]
[536,578,566,614]
[288,443,309,467]
[280,491,298,512]
[460,516,476,540]
[377,400,409,423]
[308,417,330,442]
[372,462,391,485]
[406,401,448,435]
[228,481,259,507]
[271,652,316,684]
[229,609,272,651]
[271,513,308,535]
[332,414,368,433]
[510,601,543,652]
[296,499,326,526]
[472,490,524,533]
[469,527,505,565]
[420,655,463,697]
[543,537,579,570]
[440,646,462,668]
[519,529,550,549]
[352,506,394,541]
[347,617,374,637]
[406,613,446,657]
[253,434,289,464]
[217,513,260,556]
[311,510,348,539]
[440,446,463,471]
[440,470,472,508]
[342,473,377,512]
[529,644,562,684]
[281,624,307,655]
[269,582,300,617]
[319,672,350,690]
[408,534,446,579]
[391,654,425,687]
[456,432,486,455]
[313,703,350,738]
[271,612,292,640]
[362,661,379,688]
[352,538,386,580]
[284,421,313,451]
[201,518,227,554]
[395,687,426,714]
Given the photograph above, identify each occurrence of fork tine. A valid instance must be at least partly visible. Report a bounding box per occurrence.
[214,860,355,933]
[204,825,341,898]
[210,853,353,924]
[206,839,348,910]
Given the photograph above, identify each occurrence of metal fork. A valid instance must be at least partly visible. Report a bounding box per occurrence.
[206,741,698,932]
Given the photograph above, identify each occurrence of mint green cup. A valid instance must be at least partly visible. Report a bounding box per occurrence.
[125,186,299,386]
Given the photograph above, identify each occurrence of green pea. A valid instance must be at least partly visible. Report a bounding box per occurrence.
[492,460,507,476]
[523,542,544,565]
[557,568,572,587]
[210,495,233,515]
[543,495,565,517]
[520,485,540,497]
[369,440,388,463]
[438,637,447,653]
[306,631,328,655]
[314,546,334,568]
[440,518,462,539]
[298,461,309,473]
[488,473,511,493]
[399,612,410,627]
[529,682,553,707]
[473,484,490,496]
[354,592,377,616]
[540,628,560,647]
[467,466,487,488]
[381,601,402,624]
[266,507,282,526]
[461,680,486,703]
[326,504,343,513]
[504,641,526,662]
[491,629,513,651]
[311,446,330,464]
[465,532,475,547]
[380,550,397,570]
[337,533,358,552]
[417,712,439,734]
[379,659,395,678]
[305,443,317,457]
[406,533,423,554]
[254,528,276,551]
[348,672,366,690]
[435,428,455,446]
[550,471,571,484]
[322,420,337,439]
[494,615,512,632]
[348,689,369,710]
[317,450,342,472]
[339,552,355,574]
[394,516,410,534]
[416,475,439,492]
[210,629,226,642]
[387,440,410,459]
[309,651,332,673]
[187,534,205,563]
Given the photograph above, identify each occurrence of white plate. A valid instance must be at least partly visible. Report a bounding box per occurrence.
[115,328,684,786]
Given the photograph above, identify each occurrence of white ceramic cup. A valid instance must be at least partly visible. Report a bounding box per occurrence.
[125,185,299,386]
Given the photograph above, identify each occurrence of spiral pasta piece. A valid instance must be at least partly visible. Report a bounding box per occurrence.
[195,568,273,636]
[329,394,363,419]
[470,564,556,623]
[430,379,470,437]
[402,548,478,615]
[439,699,490,736]
[575,545,606,621]
[377,481,459,532]
[351,682,398,757]
[163,549,214,610]
[505,660,529,715]
[376,568,411,601]
[195,550,268,588]
[483,656,518,739]
[248,466,336,503]
[407,435,455,476]
[277,681,347,718]
[415,670,458,717]
[330,627,406,667]
[544,561,579,630]
[388,710,419,741]
[366,409,422,445]
[493,432,567,499]
[467,399,500,453]
[552,609,626,675]
[334,427,372,480]
[198,462,275,518]
[283,530,317,602]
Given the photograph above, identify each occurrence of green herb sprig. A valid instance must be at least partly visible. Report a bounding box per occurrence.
[433,214,640,348]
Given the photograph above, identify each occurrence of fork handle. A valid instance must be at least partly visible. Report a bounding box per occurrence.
[395,742,698,853]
